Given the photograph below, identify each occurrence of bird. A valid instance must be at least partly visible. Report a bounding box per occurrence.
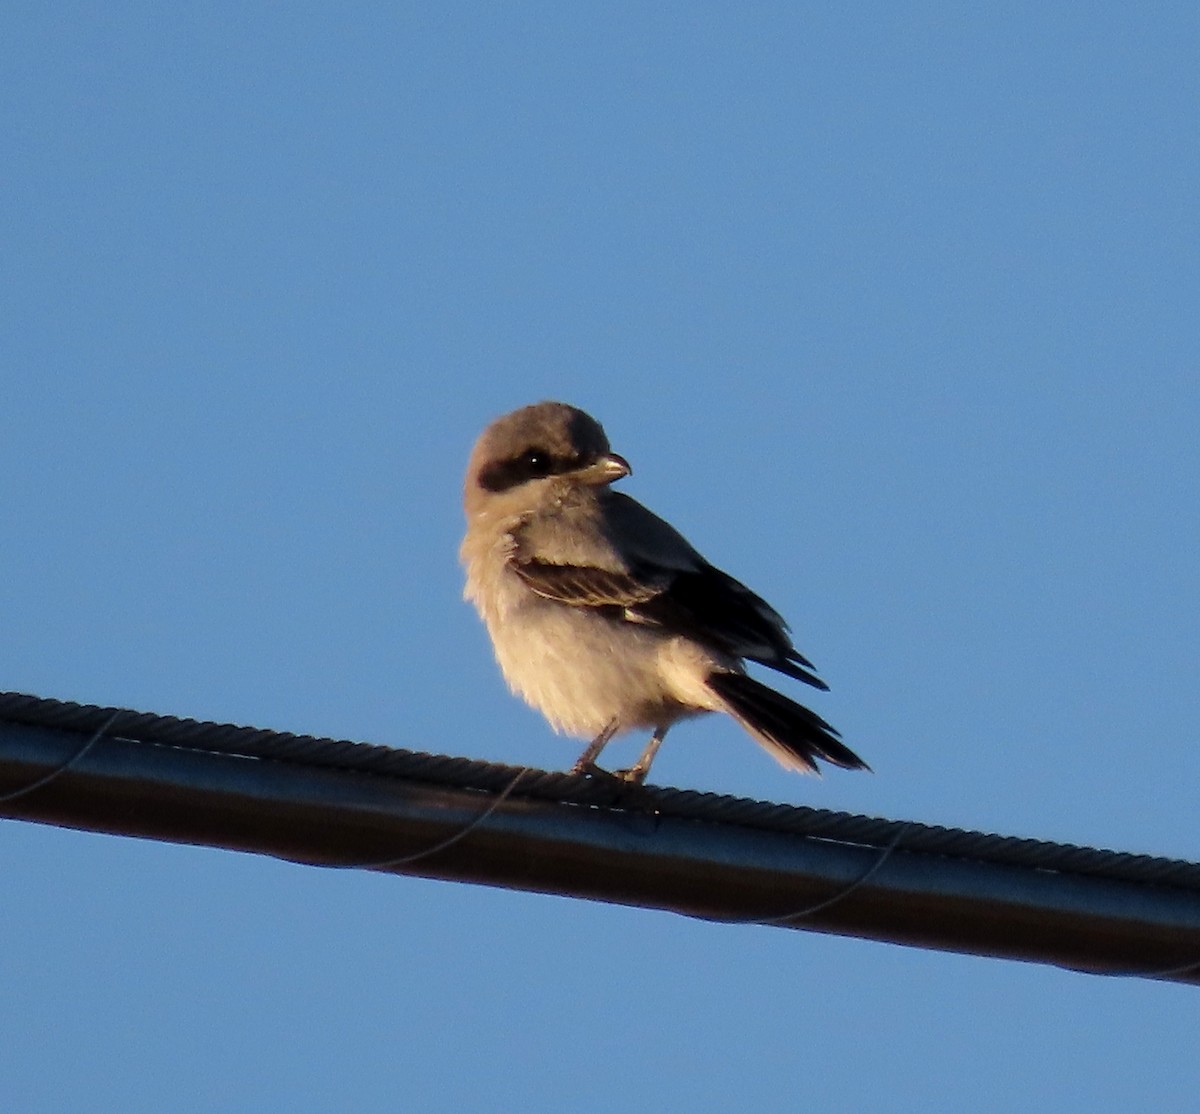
[460,401,868,784]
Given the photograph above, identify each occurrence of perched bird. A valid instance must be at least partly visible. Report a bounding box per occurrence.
[460,401,868,784]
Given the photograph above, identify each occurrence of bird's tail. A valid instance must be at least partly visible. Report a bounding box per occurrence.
[706,671,870,775]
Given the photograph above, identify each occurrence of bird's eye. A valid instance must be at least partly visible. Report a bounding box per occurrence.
[477,446,560,493]
[520,449,553,476]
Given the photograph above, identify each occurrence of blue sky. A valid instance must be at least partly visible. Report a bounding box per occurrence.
[3,4,1199,1110]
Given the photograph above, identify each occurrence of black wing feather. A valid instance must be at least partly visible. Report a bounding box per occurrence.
[510,556,828,690]
[628,565,828,690]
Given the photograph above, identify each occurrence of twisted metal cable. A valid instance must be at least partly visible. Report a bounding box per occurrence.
[3,690,1199,895]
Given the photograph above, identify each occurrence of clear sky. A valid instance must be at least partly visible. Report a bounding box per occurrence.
[4,4,1199,1110]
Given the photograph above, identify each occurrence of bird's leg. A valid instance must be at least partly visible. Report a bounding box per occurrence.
[570,719,620,776]
[616,727,669,784]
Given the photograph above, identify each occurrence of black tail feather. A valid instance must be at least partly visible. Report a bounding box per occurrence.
[764,653,830,691]
[706,671,869,775]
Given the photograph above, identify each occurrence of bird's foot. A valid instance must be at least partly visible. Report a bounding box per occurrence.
[569,760,649,788]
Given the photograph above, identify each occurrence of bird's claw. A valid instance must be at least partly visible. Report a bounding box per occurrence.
[569,760,648,786]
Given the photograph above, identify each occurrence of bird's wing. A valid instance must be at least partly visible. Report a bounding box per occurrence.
[625,564,828,690]
[510,559,666,608]
[510,494,827,690]
[507,490,679,608]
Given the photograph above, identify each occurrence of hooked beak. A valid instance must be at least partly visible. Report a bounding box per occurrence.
[575,452,632,486]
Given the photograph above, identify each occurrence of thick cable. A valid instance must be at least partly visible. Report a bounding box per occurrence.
[3,691,1200,896]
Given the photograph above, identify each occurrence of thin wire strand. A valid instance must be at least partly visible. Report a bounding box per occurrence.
[0,710,123,804]
[1133,957,1200,979]
[760,823,913,925]
[317,766,532,871]
[703,822,913,928]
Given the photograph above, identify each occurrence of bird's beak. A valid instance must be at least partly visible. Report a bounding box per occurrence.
[575,452,632,486]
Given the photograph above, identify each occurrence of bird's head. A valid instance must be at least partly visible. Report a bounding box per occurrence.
[464,402,631,517]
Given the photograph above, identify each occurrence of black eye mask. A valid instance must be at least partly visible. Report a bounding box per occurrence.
[477,447,585,493]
